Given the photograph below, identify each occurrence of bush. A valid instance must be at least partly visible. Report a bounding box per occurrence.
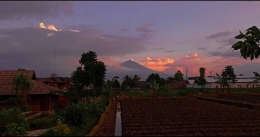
[0,108,29,135]
[86,96,108,116]
[63,102,89,128]
[56,97,70,109]
[39,125,70,136]
[5,122,28,136]
[29,117,55,129]
[21,104,30,112]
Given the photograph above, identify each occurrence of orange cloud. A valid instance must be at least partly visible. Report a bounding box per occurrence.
[39,22,60,31]
[97,56,123,68]
[139,56,175,71]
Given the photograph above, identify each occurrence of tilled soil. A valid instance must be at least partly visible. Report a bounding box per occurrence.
[121,98,260,136]
[91,100,117,136]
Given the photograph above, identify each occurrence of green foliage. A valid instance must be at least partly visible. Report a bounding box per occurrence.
[12,73,34,106]
[166,77,175,84]
[86,95,108,116]
[216,66,236,90]
[21,104,30,112]
[71,51,107,98]
[112,79,120,88]
[122,75,135,89]
[5,123,28,136]
[231,26,260,60]
[0,97,20,105]
[147,73,165,86]
[29,117,55,129]
[174,70,184,81]
[196,67,207,89]
[0,108,29,135]
[132,74,141,88]
[63,102,89,128]
[158,85,171,96]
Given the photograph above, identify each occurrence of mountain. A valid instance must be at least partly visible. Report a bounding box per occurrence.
[121,60,149,70]
[113,60,173,81]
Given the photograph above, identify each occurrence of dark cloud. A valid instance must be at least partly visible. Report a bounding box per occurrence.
[136,23,154,38]
[206,30,234,39]
[164,50,175,53]
[0,1,73,21]
[153,47,163,51]
[209,50,241,58]
[0,26,148,77]
[197,46,207,51]
[217,37,238,46]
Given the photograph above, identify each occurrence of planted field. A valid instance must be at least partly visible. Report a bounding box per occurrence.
[121,98,260,136]
[212,93,260,104]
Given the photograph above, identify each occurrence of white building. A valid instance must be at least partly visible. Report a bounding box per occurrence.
[186,76,259,89]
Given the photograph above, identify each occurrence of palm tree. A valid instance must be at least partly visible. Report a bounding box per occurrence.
[12,74,34,107]
[132,74,141,89]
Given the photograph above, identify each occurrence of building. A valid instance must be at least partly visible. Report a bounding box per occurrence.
[0,70,60,111]
[186,76,259,89]
[37,77,73,91]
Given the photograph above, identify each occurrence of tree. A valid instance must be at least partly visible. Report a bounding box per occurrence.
[132,74,141,88]
[196,67,207,90]
[12,74,34,107]
[166,77,175,84]
[122,75,135,90]
[216,66,237,92]
[71,51,107,97]
[146,73,165,86]
[174,70,184,82]
[231,26,260,60]
[112,79,120,88]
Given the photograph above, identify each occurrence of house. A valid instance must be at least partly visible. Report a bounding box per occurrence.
[37,77,73,91]
[168,80,187,89]
[186,76,259,89]
[0,70,60,111]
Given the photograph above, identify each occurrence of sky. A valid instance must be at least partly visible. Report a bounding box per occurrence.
[1,1,260,79]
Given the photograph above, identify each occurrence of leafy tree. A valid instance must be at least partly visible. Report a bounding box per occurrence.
[132,74,141,88]
[112,79,120,88]
[71,51,106,97]
[216,66,236,92]
[231,26,260,60]
[12,74,34,107]
[174,70,184,81]
[146,73,165,86]
[121,75,135,90]
[166,77,175,84]
[196,67,207,90]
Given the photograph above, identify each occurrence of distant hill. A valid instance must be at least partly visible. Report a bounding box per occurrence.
[110,60,173,81]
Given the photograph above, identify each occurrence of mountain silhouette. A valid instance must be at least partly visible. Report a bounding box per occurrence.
[116,60,173,80]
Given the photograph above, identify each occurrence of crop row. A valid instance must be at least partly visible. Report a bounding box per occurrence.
[213,94,260,104]
[120,98,260,136]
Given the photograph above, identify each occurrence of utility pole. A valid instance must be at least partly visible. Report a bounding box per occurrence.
[186,67,188,81]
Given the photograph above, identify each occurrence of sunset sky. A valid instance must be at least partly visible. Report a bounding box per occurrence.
[1,1,260,79]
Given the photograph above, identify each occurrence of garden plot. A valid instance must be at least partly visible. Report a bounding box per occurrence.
[120,98,260,136]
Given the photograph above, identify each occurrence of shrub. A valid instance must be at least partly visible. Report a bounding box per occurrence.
[63,102,89,128]
[56,97,70,109]
[86,96,108,116]
[29,117,55,129]
[0,108,29,135]
[5,122,28,136]
[21,104,30,112]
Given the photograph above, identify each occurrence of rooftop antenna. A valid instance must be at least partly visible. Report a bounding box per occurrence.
[53,49,56,77]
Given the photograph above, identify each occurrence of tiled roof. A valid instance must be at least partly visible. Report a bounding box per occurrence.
[37,77,72,83]
[0,70,59,95]
[0,70,36,80]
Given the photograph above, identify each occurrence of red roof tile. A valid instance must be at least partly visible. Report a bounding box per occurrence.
[0,70,58,95]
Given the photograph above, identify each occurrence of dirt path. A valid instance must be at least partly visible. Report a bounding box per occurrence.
[91,100,117,136]
[28,128,49,136]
